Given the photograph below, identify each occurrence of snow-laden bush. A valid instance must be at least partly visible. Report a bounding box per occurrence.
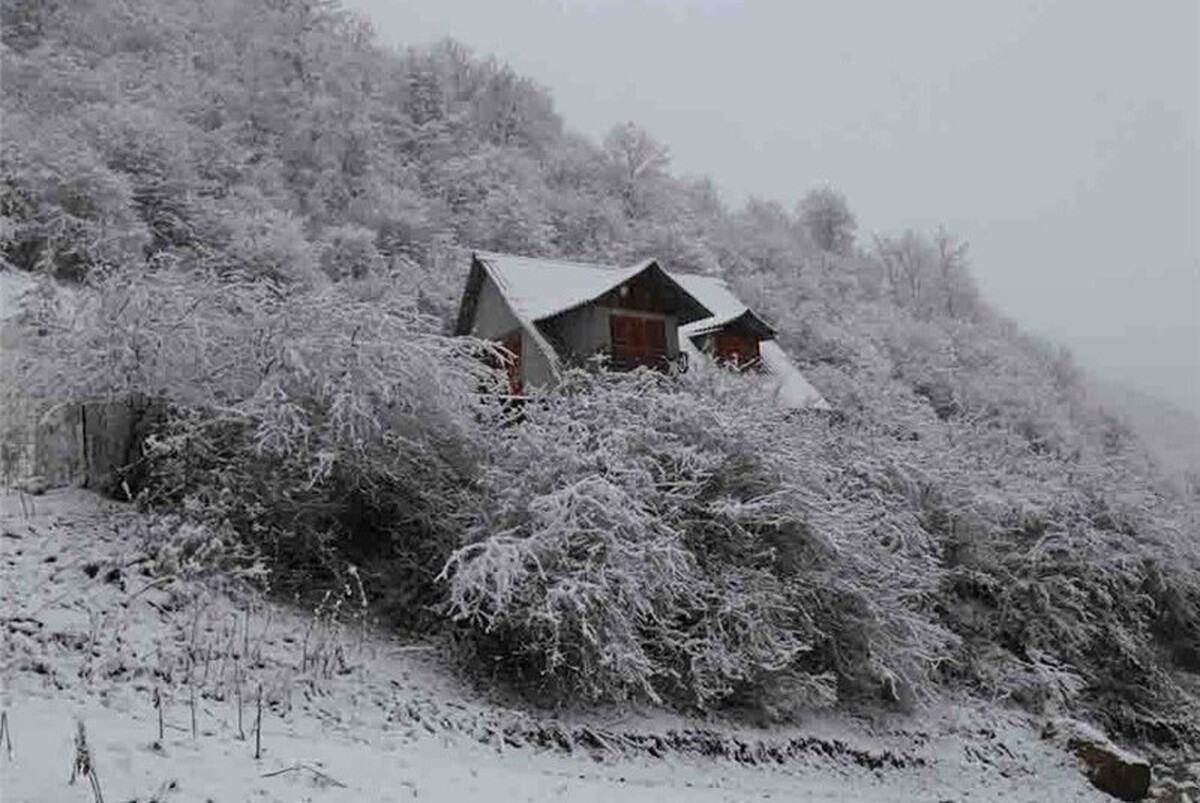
[442,368,956,711]
[318,223,385,282]
[0,112,150,279]
[13,268,505,620]
[923,435,1200,742]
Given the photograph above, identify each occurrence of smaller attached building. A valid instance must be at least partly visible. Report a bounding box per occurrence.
[672,273,831,411]
[453,252,711,393]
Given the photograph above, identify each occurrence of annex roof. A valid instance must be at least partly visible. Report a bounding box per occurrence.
[672,273,828,410]
[678,335,830,410]
[671,273,777,339]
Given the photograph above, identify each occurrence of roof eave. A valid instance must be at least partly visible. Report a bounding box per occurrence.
[682,309,777,340]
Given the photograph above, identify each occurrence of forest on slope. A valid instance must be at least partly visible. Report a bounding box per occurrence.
[2,0,1198,748]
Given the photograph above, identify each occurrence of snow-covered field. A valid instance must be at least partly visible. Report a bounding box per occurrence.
[0,489,1108,802]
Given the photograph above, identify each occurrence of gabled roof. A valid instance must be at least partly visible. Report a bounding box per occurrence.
[464,251,711,326]
[471,252,652,324]
[671,273,777,339]
[454,251,714,377]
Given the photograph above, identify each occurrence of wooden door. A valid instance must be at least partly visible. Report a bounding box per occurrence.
[610,315,667,369]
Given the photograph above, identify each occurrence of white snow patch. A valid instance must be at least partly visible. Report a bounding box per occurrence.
[0,489,1105,802]
[0,270,37,322]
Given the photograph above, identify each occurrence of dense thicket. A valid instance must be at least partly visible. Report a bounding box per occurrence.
[3,0,1197,741]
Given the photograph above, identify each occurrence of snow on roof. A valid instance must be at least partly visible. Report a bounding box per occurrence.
[759,340,831,410]
[672,273,775,337]
[474,251,655,324]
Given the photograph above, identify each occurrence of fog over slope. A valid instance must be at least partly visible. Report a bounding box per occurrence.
[1089,377,1200,477]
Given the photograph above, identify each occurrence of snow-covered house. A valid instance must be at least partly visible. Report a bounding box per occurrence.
[672,273,830,410]
[453,252,711,393]
[452,251,829,410]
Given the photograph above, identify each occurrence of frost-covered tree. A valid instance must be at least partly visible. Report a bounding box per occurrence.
[319,224,384,281]
[603,121,670,184]
[799,186,856,255]
[602,121,670,216]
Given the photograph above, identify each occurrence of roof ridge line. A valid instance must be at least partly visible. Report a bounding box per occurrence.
[474,250,643,272]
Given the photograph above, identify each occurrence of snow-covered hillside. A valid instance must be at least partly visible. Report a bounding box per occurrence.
[0,488,1127,802]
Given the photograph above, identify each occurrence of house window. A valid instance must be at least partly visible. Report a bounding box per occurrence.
[609,314,667,370]
[712,332,761,368]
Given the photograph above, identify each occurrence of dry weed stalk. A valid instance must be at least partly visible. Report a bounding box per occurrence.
[235,664,245,741]
[70,720,104,803]
[261,763,346,788]
[189,684,197,740]
[153,686,164,742]
[0,710,13,760]
[254,682,263,760]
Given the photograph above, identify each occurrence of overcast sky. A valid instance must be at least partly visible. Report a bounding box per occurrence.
[346,0,1199,414]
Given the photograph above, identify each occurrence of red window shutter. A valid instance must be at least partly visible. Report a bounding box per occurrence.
[713,333,761,367]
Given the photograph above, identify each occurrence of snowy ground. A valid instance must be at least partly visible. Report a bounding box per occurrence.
[0,489,1109,802]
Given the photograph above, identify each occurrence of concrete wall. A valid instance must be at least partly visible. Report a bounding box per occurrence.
[468,276,558,391]
[3,396,164,495]
[520,329,556,390]
[80,397,165,495]
[2,399,82,489]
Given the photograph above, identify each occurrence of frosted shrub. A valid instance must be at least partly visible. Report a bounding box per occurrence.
[14,268,505,620]
[442,369,955,712]
[0,113,149,278]
[930,447,1200,741]
[318,223,385,282]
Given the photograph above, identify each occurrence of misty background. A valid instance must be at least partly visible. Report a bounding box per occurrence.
[347,0,1199,417]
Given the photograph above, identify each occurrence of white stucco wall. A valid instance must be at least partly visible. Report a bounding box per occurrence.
[520,329,556,390]
[470,277,520,340]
